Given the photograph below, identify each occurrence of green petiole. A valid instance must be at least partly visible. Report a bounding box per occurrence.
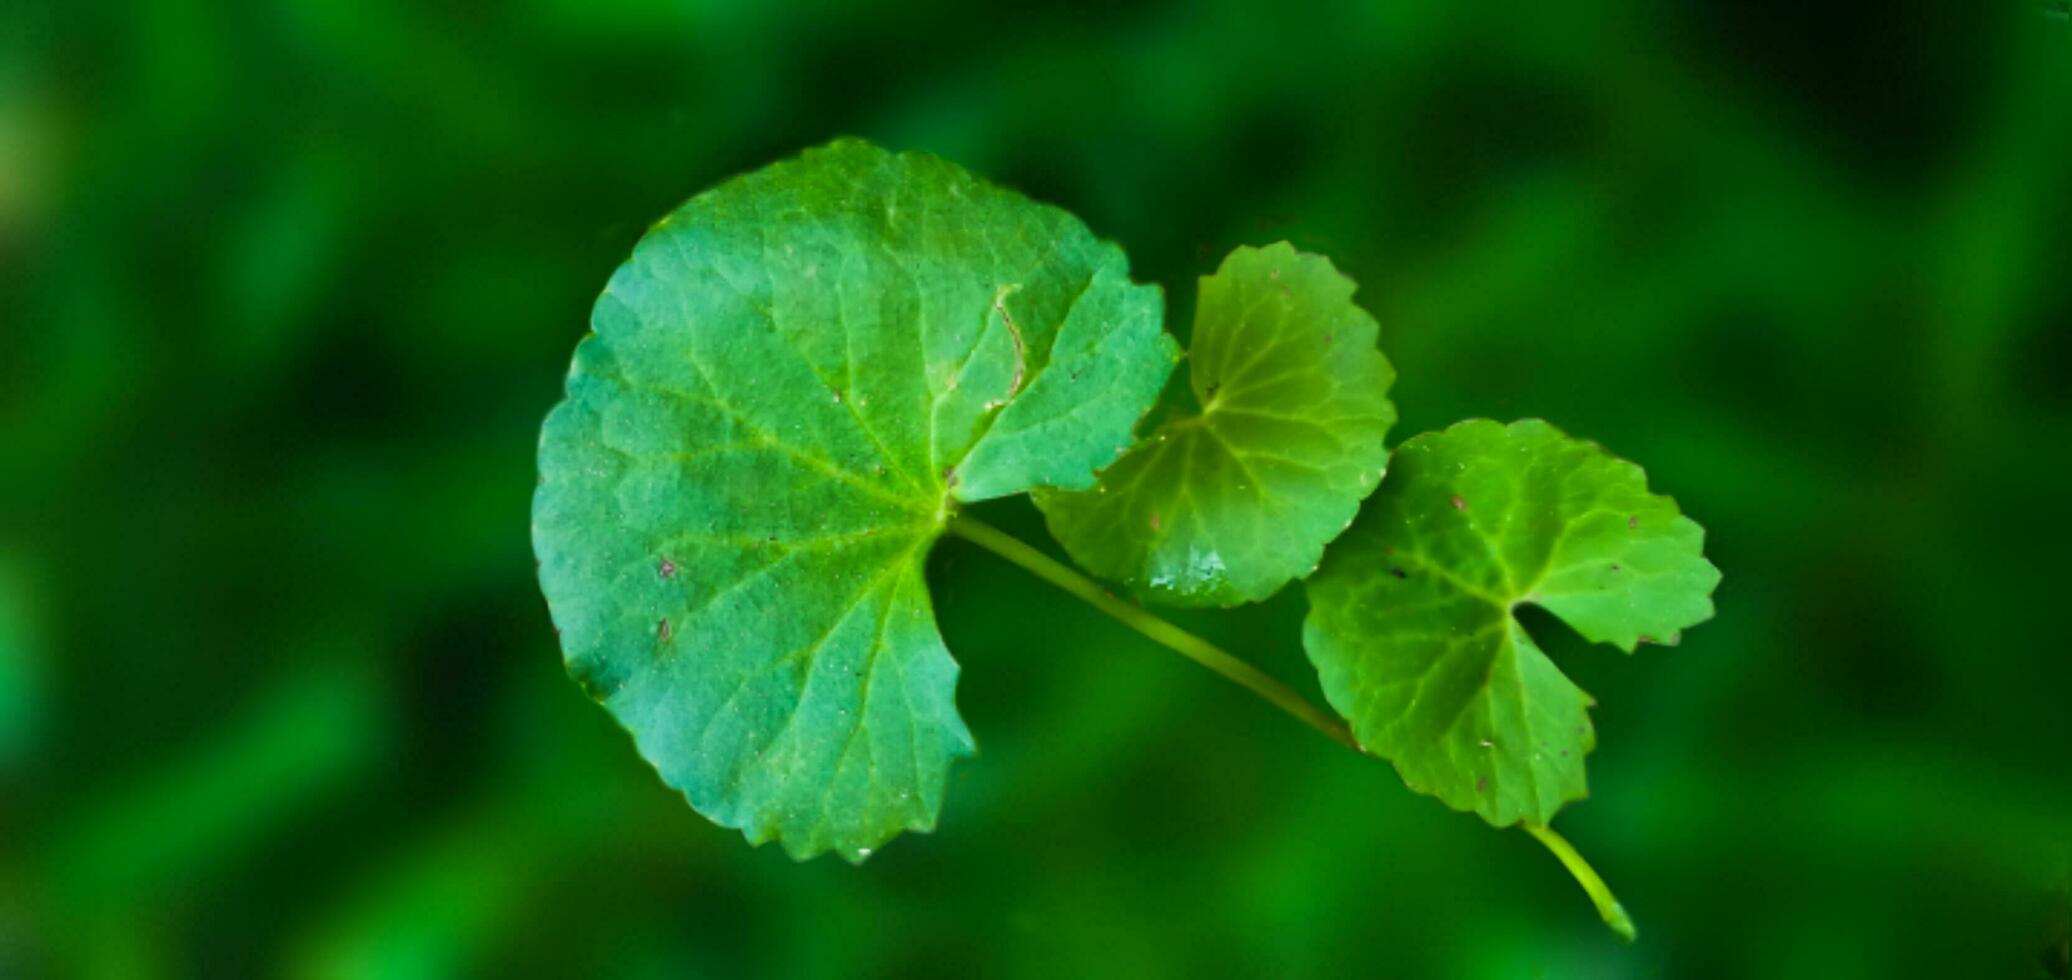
[946,511,1635,942]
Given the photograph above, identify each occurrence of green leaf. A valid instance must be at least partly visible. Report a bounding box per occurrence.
[532,140,1178,860]
[1035,243,1397,606]
[1302,419,1721,826]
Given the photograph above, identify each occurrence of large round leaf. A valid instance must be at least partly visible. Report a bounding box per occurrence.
[533,140,1178,860]
[1303,419,1721,826]
[1036,243,1396,606]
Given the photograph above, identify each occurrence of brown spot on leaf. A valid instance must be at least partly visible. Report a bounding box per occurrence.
[658,558,677,579]
[1451,495,1467,512]
[1476,776,1489,793]
[1629,515,1640,530]
[1149,511,1161,531]
[657,618,673,643]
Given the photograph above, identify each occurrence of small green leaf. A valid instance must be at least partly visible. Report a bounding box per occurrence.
[532,140,1178,860]
[1302,419,1721,825]
[1036,243,1397,606]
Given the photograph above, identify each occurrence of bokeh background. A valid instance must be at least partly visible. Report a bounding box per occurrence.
[5,1,2070,977]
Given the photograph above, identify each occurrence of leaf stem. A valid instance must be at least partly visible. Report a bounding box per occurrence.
[945,513,1360,751]
[1522,822,1637,942]
[945,512,1634,940]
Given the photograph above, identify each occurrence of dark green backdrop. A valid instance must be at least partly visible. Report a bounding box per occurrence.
[5,1,2069,977]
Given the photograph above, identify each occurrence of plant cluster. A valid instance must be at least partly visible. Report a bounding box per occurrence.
[533,140,1721,938]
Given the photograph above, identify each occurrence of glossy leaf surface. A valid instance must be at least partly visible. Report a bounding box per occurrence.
[1037,243,1396,606]
[533,140,1177,859]
[1303,419,1721,825]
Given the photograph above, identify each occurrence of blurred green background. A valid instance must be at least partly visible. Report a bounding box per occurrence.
[5,0,2070,977]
